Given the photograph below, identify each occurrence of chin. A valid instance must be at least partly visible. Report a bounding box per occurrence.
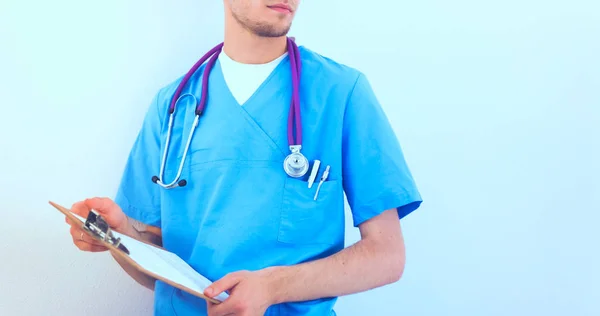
[252,23,292,38]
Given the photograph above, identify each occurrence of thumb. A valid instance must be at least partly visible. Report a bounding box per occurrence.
[204,273,241,298]
[83,197,126,230]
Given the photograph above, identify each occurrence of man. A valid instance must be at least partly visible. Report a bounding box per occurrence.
[66,1,422,315]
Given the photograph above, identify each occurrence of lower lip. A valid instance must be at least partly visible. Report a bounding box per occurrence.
[269,7,291,13]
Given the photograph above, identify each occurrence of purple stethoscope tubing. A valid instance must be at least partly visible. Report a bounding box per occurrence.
[152,37,307,189]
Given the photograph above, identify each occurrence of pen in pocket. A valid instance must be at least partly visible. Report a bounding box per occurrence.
[313,165,330,201]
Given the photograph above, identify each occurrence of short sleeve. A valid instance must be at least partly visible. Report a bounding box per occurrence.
[342,73,422,227]
[114,91,164,227]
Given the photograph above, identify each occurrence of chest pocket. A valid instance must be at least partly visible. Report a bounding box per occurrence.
[278,176,345,246]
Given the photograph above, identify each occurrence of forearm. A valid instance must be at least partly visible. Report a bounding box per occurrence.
[111,217,162,291]
[268,237,405,304]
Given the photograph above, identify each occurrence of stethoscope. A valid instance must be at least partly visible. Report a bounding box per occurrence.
[151,37,308,189]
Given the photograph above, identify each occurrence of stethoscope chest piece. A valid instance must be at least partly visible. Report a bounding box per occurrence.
[284,145,309,178]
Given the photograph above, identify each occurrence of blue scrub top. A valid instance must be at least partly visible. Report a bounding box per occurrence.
[114,45,422,316]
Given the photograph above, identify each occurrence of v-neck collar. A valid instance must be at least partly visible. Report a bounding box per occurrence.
[214,54,290,109]
[199,55,292,157]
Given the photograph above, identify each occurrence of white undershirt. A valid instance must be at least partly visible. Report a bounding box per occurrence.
[218,50,288,105]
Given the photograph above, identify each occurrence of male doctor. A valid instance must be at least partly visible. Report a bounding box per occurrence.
[66,1,422,315]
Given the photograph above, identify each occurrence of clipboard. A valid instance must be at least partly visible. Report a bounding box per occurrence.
[48,201,228,304]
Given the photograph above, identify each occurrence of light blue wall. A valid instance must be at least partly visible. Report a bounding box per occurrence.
[0,1,598,315]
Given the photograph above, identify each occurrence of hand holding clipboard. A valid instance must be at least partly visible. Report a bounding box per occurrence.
[62,198,131,253]
[49,200,228,304]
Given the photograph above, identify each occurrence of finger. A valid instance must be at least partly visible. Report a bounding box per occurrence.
[204,273,242,299]
[69,226,104,247]
[65,215,83,226]
[70,200,91,218]
[84,197,114,214]
[74,240,108,252]
[72,232,109,252]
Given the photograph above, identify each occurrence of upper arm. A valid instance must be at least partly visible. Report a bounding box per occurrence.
[114,91,164,228]
[357,208,403,242]
[341,73,423,228]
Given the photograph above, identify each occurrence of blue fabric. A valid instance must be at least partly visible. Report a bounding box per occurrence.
[114,46,422,316]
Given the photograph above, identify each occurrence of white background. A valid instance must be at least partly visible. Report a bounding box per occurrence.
[1,0,599,315]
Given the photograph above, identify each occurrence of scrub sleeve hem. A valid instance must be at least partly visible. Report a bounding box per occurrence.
[351,190,422,227]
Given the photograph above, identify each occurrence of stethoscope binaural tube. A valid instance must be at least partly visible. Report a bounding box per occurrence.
[152,37,308,189]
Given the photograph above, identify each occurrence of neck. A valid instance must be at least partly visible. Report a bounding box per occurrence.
[223,19,288,64]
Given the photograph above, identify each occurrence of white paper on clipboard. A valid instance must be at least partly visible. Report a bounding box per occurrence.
[68,211,229,302]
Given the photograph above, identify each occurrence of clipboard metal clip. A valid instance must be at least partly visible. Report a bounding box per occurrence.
[84,210,130,255]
